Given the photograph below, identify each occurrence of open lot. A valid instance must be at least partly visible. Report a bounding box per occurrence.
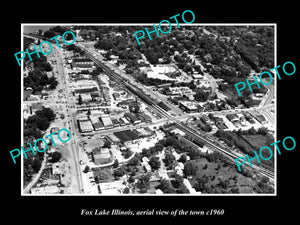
[190,158,258,194]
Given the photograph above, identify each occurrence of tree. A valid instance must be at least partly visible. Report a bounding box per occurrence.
[163,153,176,168]
[103,140,111,149]
[176,183,190,193]
[86,109,91,116]
[37,29,43,36]
[258,127,268,135]
[172,174,184,189]
[136,173,151,191]
[124,150,133,159]
[129,102,140,113]
[32,158,42,173]
[123,187,130,194]
[157,179,176,193]
[113,159,119,168]
[114,167,125,177]
[43,29,56,38]
[128,156,140,166]
[178,154,187,163]
[183,161,198,177]
[83,165,90,173]
[194,88,210,102]
[148,157,161,170]
[49,77,58,89]
[78,94,83,105]
[261,176,270,184]
[48,151,62,163]
[128,176,135,183]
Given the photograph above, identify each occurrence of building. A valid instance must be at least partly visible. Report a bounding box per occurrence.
[80,93,92,102]
[226,114,239,122]
[169,86,193,96]
[107,134,120,143]
[169,96,188,105]
[111,118,120,127]
[179,101,199,113]
[92,147,112,165]
[100,115,113,128]
[119,117,130,126]
[71,58,94,71]
[250,111,266,124]
[78,120,94,133]
[192,74,204,79]
[99,180,126,194]
[52,161,70,186]
[124,113,141,124]
[89,114,104,131]
[201,115,211,125]
[73,58,94,65]
[141,157,151,172]
[243,112,256,124]
[170,128,186,137]
[31,185,60,194]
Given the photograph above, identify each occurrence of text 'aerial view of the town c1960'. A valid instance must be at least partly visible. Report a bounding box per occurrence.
[22,24,275,195]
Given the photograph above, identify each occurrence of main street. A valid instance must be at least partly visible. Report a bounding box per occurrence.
[54,46,84,194]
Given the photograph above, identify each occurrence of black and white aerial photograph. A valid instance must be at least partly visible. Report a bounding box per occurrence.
[21,24,276,195]
[3,3,299,224]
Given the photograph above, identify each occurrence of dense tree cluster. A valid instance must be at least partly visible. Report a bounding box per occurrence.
[215,129,255,156]
[43,26,73,40]
[24,69,57,93]
[23,108,56,186]
[48,151,62,163]
[23,46,57,94]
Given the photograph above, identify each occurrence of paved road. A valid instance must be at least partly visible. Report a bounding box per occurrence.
[55,47,84,194]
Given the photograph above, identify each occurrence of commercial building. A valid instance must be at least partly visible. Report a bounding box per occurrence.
[119,117,130,126]
[78,120,94,133]
[179,101,199,113]
[71,58,95,71]
[89,114,104,131]
[250,111,266,124]
[124,113,141,124]
[100,115,113,128]
[92,147,112,165]
[99,180,126,194]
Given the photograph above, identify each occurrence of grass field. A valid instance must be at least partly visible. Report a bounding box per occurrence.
[242,134,273,150]
[190,158,258,194]
[241,134,274,171]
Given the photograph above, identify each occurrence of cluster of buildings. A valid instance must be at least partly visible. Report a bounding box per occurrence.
[77,110,152,133]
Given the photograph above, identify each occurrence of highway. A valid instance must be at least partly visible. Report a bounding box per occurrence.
[55,46,84,194]
[82,48,275,182]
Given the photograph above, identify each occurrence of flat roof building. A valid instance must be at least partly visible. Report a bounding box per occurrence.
[92,148,112,165]
[78,120,94,133]
[100,116,113,128]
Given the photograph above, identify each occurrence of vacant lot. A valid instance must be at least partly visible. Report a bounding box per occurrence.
[241,134,274,171]
[190,158,258,194]
[242,134,273,150]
